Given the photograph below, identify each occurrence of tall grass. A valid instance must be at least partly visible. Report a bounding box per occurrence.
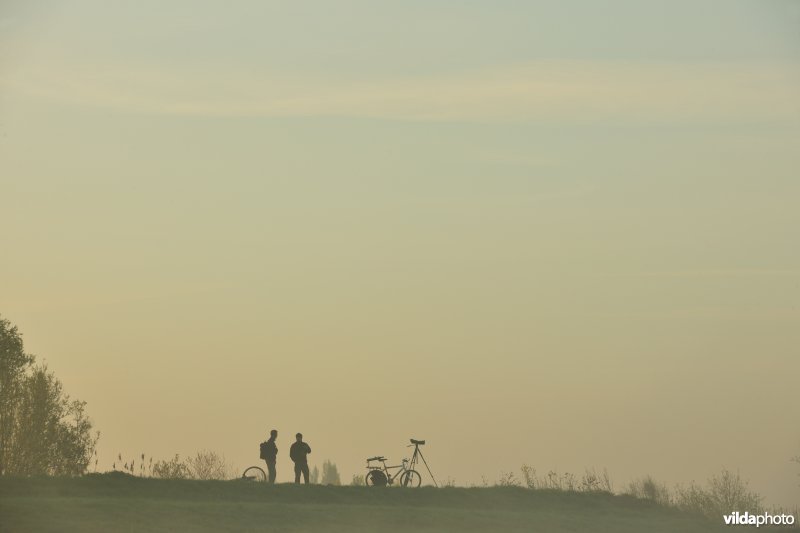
[518,465,613,492]
[110,451,232,480]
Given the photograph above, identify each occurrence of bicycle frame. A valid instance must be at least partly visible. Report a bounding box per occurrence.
[366,458,409,485]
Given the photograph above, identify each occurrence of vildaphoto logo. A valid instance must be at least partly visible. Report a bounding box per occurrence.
[723,511,796,527]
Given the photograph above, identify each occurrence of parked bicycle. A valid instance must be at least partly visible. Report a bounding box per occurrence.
[241,466,267,482]
[365,456,420,487]
[365,438,437,487]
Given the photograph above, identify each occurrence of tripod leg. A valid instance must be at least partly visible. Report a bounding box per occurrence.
[416,449,438,487]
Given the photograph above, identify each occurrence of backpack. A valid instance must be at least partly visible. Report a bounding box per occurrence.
[260,441,269,460]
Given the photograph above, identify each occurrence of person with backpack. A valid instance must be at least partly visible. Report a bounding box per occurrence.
[289,432,312,484]
[260,429,278,483]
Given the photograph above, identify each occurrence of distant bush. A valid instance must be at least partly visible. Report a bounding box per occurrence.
[350,473,363,486]
[321,460,341,485]
[186,450,233,480]
[151,454,191,479]
[626,475,672,506]
[621,469,766,520]
[674,469,763,520]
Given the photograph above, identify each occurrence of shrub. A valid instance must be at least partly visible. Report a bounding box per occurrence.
[674,469,763,519]
[152,454,191,479]
[708,469,763,513]
[623,469,764,519]
[626,475,672,505]
[186,450,232,480]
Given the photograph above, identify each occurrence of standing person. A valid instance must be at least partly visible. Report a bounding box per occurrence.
[260,429,278,484]
[290,433,312,484]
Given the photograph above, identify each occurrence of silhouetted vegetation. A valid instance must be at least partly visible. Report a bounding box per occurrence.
[518,465,613,492]
[321,459,341,485]
[0,315,98,476]
[626,475,671,506]
[484,464,782,520]
[186,450,233,480]
[307,460,341,485]
[112,451,232,480]
[151,454,192,479]
[624,469,771,520]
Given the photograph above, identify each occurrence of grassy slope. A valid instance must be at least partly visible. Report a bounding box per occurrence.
[0,473,740,533]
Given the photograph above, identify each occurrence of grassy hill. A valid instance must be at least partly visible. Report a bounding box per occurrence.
[0,473,744,532]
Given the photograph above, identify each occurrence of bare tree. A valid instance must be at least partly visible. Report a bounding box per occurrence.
[186,450,232,480]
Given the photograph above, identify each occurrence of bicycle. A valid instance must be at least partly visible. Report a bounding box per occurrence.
[241,466,267,482]
[365,456,421,487]
[365,438,437,487]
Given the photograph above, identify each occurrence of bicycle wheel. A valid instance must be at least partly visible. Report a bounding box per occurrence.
[366,469,388,487]
[399,470,421,487]
[242,466,267,482]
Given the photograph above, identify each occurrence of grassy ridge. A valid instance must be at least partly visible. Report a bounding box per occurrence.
[0,473,740,532]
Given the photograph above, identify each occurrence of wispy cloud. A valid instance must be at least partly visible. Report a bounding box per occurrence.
[4,56,799,122]
[634,269,800,278]
[594,268,800,279]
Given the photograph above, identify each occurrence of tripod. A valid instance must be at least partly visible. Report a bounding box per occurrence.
[408,439,438,487]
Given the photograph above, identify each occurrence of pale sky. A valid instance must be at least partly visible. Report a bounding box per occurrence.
[1,1,799,506]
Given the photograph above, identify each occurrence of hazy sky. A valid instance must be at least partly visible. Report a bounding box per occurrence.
[1,1,799,505]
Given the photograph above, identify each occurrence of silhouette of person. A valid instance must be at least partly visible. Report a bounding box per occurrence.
[289,432,312,484]
[263,429,278,484]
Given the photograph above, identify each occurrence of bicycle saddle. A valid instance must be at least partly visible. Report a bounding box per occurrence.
[367,456,386,462]
[410,439,425,445]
